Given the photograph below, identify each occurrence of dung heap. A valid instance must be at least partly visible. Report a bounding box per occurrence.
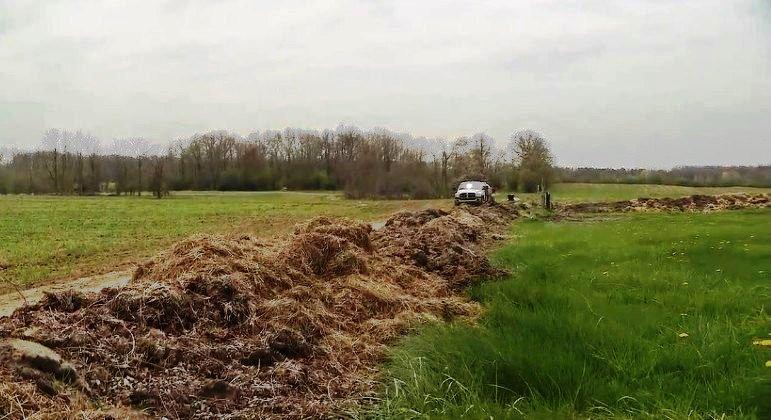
[0,204,517,419]
[558,193,769,214]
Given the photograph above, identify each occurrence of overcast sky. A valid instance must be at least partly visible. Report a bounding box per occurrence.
[0,0,769,168]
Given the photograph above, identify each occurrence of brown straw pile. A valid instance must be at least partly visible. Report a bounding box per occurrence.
[0,204,517,419]
[559,193,769,214]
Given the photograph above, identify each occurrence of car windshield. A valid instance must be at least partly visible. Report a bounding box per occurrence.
[458,181,484,190]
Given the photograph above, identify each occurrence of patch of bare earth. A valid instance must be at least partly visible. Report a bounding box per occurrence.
[0,271,131,318]
[0,203,518,419]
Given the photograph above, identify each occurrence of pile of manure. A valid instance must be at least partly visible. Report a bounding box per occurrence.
[558,193,769,214]
[0,204,517,419]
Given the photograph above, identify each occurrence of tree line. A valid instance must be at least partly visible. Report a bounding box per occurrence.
[0,127,556,198]
[557,166,770,188]
[0,126,767,198]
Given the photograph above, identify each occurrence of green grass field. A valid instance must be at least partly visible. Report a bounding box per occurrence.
[378,210,771,418]
[517,183,770,204]
[0,183,766,293]
[1,184,769,415]
[0,191,446,291]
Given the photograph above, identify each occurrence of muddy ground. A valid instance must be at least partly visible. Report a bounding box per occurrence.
[0,193,766,419]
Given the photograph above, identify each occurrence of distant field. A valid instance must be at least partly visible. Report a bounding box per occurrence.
[0,192,447,291]
[379,210,771,418]
[517,182,770,203]
[0,183,766,292]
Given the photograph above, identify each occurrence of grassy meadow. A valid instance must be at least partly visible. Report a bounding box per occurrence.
[0,183,768,416]
[0,182,766,293]
[0,191,447,291]
[378,210,771,418]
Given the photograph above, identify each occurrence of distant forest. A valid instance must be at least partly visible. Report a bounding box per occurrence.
[0,126,768,198]
[556,166,770,188]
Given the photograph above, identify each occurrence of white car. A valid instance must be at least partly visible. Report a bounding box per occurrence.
[454,181,493,206]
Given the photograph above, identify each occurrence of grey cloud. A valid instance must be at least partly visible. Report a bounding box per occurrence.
[0,0,768,168]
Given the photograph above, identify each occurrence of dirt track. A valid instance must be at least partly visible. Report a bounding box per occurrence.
[0,271,131,318]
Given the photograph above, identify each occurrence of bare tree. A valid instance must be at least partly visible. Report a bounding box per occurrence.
[320,129,334,178]
[282,128,299,166]
[194,130,237,189]
[436,138,454,196]
[470,132,494,176]
[108,137,154,195]
[70,132,100,194]
[0,147,8,194]
[335,125,361,163]
[1,124,559,197]
[448,136,472,181]
[509,129,554,192]
[149,146,171,199]
[371,128,401,173]
[40,129,62,193]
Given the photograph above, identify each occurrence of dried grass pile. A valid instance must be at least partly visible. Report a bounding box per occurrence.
[373,204,518,288]
[0,206,516,419]
[560,193,769,214]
